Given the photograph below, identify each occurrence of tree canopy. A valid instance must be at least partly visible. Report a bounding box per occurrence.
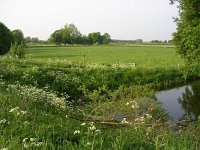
[171,0,200,64]
[49,23,111,45]
[0,22,12,55]
[11,29,25,45]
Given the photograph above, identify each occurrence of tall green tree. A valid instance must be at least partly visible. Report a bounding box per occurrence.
[61,23,81,44]
[24,36,31,43]
[49,30,62,45]
[50,23,81,45]
[0,22,12,55]
[11,29,25,45]
[88,32,103,44]
[102,33,111,44]
[171,0,200,64]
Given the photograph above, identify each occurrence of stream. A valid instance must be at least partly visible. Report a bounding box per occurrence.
[155,80,200,121]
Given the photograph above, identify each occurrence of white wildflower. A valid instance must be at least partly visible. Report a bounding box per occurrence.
[121,118,129,124]
[65,115,68,118]
[86,142,91,146]
[22,138,28,143]
[23,143,29,148]
[89,125,96,131]
[81,122,86,126]
[89,122,94,126]
[21,111,27,115]
[140,116,144,122]
[30,138,36,142]
[135,116,145,123]
[95,129,101,134]
[9,107,19,113]
[23,121,30,125]
[146,114,152,119]
[74,130,80,135]
[0,119,7,124]
[36,142,43,147]
[131,102,139,109]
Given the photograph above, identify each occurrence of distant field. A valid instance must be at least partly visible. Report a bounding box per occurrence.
[26,45,184,68]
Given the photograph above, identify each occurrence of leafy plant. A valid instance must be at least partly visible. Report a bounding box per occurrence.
[10,42,25,59]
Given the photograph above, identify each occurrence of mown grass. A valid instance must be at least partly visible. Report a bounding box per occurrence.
[0,45,200,149]
[26,45,184,68]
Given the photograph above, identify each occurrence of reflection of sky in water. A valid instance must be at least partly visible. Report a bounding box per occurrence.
[155,86,192,121]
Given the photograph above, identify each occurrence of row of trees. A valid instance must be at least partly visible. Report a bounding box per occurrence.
[150,40,173,44]
[0,22,111,55]
[25,37,48,44]
[49,23,111,45]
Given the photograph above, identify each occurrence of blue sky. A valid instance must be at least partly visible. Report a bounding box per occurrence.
[0,0,178,41]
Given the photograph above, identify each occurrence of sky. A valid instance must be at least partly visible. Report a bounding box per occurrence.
[0,0,179,41]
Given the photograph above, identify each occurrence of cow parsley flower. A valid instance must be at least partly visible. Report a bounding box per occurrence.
[89,125,96,131]
[0,119,7,124]
[74,130,80,135]
[81,122,86,126]
[121,118,129,124]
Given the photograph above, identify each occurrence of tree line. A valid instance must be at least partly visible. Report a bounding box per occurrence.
[48,23,111,45]
[25,37,48,44]
[0,22,111,55]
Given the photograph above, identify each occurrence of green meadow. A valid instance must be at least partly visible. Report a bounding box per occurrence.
[26,45,184,68]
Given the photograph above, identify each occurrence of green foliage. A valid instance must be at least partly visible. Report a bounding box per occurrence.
[25,36,47,44]
[49,23,82,45]
[11,29,25,45]
[0,22,12,55]
[49,23,111,45]
[171,0,200,64]
[0,56,198,102]
[0,73,200,149]
[10,43,25,59]
[1,45,200,149]
[102,33,111,44]
[88,32,111,45]
[49,30,62,45]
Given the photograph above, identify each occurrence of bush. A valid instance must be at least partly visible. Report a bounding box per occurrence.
[10,42,25,59]
[0,22,12,55]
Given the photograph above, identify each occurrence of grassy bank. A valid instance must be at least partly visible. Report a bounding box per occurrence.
[1,57,198,101]
[1,76,200,149]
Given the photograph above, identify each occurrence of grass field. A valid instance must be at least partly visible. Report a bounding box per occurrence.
[1,45,200,149]
[26,45,184,68]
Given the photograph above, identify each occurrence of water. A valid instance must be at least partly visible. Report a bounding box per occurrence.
[155,81,200,121]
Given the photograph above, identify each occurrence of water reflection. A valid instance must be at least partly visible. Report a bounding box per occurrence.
[178,81,200,120]
[156,81,200,121]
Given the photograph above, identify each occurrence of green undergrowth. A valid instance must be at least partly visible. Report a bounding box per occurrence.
[0,57,200,102]
[1,57,200,149]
